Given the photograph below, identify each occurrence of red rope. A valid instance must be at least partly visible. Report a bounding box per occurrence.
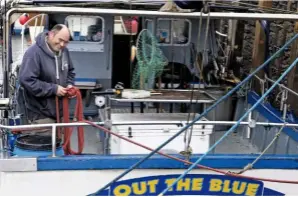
[58,86,85,155]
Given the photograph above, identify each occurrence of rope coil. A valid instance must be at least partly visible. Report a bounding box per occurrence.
[58,86,85,155]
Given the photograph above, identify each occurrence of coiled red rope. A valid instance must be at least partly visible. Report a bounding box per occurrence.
[56,86,85,155]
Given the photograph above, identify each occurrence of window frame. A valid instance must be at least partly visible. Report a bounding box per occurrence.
[64,15,105,44]
[155,18,192,46]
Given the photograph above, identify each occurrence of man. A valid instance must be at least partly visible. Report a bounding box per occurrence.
[18,24,75,126]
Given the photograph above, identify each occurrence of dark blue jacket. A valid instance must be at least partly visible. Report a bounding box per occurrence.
[18,32,75,121]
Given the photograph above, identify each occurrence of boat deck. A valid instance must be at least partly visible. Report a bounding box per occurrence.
[68,128,260,155]
[69,113,260,155]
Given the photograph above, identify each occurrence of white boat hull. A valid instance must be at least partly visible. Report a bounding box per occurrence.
[0,169,295,196]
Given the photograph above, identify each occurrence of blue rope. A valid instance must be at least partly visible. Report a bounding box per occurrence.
[159,57,298,196]
[88,33,298,196]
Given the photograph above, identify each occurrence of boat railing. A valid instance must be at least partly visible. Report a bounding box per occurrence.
[253,72,298,120]
[2,119,298,158]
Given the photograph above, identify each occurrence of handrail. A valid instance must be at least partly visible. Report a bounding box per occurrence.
[253,74,298,98]
[2,119,298,157]
[265,76,298,98]
[36,119,298,157]
[7,7,298,20]
[4,120,298,131]
[159,57,298,195]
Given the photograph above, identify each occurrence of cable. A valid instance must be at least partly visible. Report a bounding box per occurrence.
[186,6,211,154]
[230,122,286,175]
[184,7,208,157]
[92,33,298,195]
[158,57,298,196]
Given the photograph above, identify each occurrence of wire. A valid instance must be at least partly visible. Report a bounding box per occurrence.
[184,7,208,157]
[185,6,211,155]
[91,33,298,195]
[229,122,286,175]
[158,57,298,196]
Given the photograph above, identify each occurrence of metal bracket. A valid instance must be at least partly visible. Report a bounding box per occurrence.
[104,119,112,129]
[248,119,256,128]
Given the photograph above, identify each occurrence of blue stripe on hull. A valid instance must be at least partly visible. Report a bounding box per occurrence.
[37,154,298,171]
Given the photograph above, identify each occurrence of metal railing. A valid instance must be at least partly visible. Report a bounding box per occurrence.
[1,119,298,157]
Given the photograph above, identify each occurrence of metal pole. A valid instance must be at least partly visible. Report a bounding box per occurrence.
[6,7,298,21]
[246,112,252,139]
[51,125,56,157]
[0,130,4,158]
[1,120,298,130]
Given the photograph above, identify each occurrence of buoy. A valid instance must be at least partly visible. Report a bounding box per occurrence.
[131,19,138,33]
[19,14,29,25]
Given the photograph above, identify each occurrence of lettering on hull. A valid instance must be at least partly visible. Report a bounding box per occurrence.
[90,174,285,196]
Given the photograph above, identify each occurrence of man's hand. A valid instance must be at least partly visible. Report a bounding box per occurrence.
[66,84,76,98]
[56,85,67,96]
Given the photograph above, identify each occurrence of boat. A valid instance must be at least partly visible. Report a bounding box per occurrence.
[0,0,297,196]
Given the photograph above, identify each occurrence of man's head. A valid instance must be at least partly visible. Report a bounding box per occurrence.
[47,24,70,52]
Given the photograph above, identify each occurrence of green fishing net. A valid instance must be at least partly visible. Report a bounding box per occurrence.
[131,29,168,90]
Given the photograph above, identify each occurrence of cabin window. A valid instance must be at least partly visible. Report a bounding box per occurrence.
[156,19,171,44]
[156,18,191,45]
[145,19,154,34]
[65,15,104,43]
